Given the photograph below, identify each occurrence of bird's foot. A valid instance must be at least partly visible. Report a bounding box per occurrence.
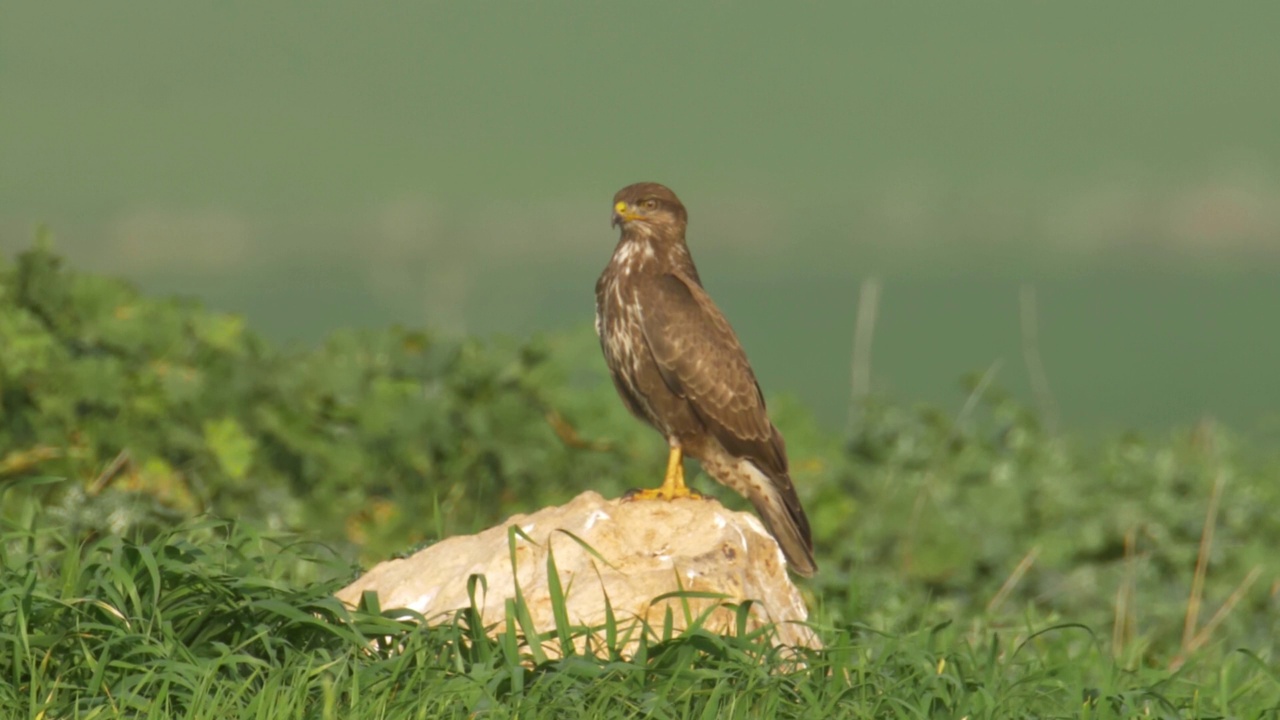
[622,445,704,501]
[623,485,704,502]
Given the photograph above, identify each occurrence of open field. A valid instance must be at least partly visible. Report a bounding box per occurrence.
[2,246,1278,718]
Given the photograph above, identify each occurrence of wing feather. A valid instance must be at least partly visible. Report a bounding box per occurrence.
[638,272,785,473]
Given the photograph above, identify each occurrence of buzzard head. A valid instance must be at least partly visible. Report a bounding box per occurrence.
[611,183,689,236]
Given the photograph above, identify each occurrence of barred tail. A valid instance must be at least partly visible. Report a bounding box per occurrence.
[744,464,817,577]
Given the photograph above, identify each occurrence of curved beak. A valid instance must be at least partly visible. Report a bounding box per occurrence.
[611,201,639,228]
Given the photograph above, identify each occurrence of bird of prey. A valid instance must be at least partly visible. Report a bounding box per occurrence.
[594,182,817,577]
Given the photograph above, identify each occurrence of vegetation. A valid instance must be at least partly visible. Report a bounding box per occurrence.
[2,239,1278,718]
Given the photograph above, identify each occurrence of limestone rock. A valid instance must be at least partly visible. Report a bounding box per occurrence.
[336,491,819,657]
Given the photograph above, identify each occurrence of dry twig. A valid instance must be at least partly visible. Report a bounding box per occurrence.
[846,277,881,434]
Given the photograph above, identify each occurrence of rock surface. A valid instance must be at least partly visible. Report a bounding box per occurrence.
[336,491,819,657]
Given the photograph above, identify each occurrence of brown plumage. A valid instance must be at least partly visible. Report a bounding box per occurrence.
[594,182,817,577]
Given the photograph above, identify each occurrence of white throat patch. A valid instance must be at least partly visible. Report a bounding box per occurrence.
[613,238,656,273]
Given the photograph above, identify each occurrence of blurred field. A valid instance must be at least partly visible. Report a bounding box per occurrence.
[3,2,1279,433]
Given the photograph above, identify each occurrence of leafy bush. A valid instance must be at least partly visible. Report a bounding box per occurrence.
[815,387,1280,663]
[0,239,674,562]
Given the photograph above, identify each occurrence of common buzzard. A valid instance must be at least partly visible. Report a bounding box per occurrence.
[594,182,817,577]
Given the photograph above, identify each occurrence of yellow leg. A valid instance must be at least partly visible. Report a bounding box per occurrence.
[624,446,703,501]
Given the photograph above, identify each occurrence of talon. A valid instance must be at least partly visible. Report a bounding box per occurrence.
[624,486,704,502]
[622,446,704,501]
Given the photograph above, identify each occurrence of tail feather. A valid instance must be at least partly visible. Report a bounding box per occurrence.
[733,462,816,577]
[749,478,817,577]
[698,441,818,577]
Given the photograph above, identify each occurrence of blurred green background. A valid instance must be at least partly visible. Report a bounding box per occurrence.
[3,2,1278,434]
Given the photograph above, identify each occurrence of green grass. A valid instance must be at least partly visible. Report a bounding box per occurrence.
[5,412,1280,719]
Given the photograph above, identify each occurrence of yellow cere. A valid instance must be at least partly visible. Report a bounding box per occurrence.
[615,201,627,213]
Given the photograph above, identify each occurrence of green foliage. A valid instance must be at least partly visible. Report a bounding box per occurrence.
[0,240,653,561]
[3,240,1280,717]
[812,385,1280,663]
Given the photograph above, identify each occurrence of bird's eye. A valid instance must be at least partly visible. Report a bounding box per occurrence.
[643,199,658,210]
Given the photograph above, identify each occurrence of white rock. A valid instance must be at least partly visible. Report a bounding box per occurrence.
[336,491,820,658]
